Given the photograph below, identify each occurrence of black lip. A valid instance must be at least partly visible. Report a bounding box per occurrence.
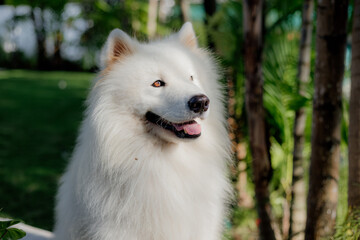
[145,111,201,139]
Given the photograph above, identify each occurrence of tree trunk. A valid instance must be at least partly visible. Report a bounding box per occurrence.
[30,8,47,70]
[203,0,216,49]
[147,0,158,40]
[289,1,314,239]
[243,1,277,239]
[348,0,360,209]
[179,0,190,23]
[53,30,63,68]
[305,0,349,239]
[158,0,167,23]
[204,0,216,17]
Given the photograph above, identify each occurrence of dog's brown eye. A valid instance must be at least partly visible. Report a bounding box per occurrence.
[190,76,193,81]
[152,80,165,87]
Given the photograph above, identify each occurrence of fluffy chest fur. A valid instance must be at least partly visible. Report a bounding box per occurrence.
[55,119,229,240]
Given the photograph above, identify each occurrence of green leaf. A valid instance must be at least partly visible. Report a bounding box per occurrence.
[0,228,26,240]
[287,94,309,111]
[0,221,21,231]
[95,0,111,12]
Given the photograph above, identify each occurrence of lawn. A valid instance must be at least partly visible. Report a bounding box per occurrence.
[0,70,94,230]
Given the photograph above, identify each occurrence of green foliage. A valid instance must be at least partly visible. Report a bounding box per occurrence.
[0,220,26,240]
[209,0,243,66]
[5,0,67,12]
[332,210,360,240]
[262,24,313,223]
[263,39,297,149]
[264,36,300,144]
[336,162,349,226]
[230,206,258,240]
[265,0,303,32]
[209,1,246,122]
[342,99,350,145]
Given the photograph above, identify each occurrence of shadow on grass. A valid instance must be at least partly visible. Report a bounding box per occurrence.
[0,70,94,230]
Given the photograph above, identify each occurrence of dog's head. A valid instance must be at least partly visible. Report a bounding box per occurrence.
[95,23,218,143]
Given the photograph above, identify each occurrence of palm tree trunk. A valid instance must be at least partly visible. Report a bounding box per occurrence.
[147,0,158,39]
[289,1,314,239]
[243,0,277,239]
[53,30,62,68]
[30,8,47,70]
[348,0,360,209]
[305,0,349,239]
[203,0,216,49]
[204,0,216,17]
[179,0,190,23]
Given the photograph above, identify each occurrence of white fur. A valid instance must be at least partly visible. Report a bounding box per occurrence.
[54,23,232,240]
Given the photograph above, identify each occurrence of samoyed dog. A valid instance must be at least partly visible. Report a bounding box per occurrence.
[54,22,231,240]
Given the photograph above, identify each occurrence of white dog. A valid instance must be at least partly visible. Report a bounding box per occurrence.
[53,22,232,240]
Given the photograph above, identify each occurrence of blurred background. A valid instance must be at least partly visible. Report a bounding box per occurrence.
[0,0,356,239]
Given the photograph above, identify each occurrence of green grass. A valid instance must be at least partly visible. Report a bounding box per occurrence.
[0,70,93,230]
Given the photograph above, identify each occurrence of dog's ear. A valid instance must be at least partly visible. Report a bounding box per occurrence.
[177,22,198,49]
[100,29,135,68]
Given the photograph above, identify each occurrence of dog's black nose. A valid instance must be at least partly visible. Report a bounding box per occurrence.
[188,94,210,113]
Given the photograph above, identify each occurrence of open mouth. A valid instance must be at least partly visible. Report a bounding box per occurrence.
[145,111,201,139]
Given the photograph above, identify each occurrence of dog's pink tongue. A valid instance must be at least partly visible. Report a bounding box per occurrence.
[174,123,201,135]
